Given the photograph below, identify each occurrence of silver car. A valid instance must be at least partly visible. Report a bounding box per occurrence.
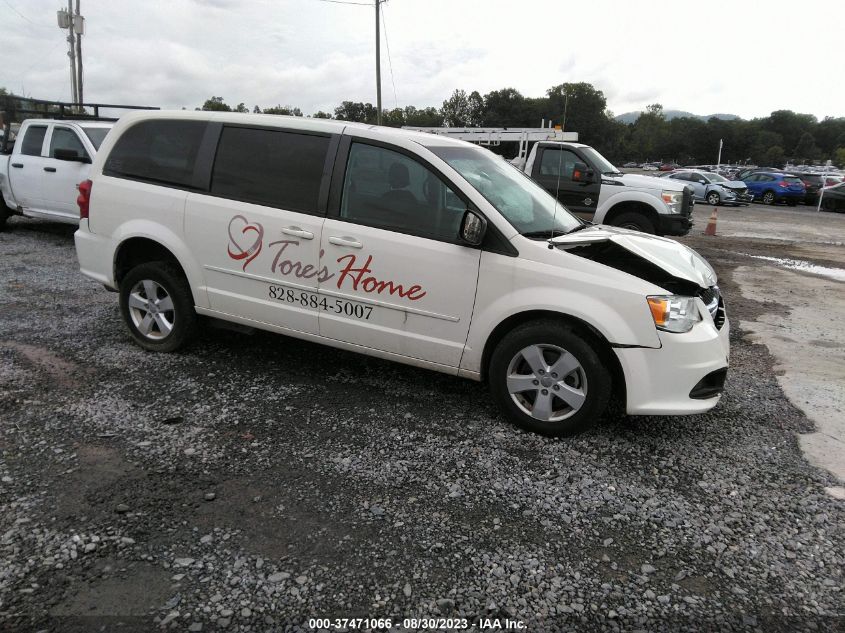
[661,169,753,206]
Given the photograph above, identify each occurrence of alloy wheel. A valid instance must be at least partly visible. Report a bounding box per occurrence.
[506,344,588,422]
[127,279,175,340]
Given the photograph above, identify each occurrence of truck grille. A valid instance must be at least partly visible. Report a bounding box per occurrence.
[698,286,725,329]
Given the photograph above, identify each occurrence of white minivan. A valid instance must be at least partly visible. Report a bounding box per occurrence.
[74,111,730,436]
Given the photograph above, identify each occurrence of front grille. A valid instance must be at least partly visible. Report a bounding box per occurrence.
[734,186,748,195]
[698,286,725,329]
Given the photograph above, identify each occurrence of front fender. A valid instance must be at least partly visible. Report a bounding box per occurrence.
[595,188,666,223]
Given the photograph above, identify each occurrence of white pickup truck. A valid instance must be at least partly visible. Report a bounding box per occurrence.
[0,119,112,229]
[519,142,694,236]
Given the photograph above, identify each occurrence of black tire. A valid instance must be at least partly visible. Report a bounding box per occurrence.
[706,191,721,206]
[0,198,10,231]
[118,261,197,352]
[611,211,655,234]
[786,199,797,207]
[488,320,612,437]
[762,190,776,205]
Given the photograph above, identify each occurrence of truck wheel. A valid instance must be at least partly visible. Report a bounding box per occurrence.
[762,191,776,205]
[488,320,612,437]
[0,199,10,231]
[119,261,197,352]
[611,212,655,234]
[706,191,721,206]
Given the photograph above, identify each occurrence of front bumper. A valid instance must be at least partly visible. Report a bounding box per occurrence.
[656,213,693,236]
[614,311,730,415]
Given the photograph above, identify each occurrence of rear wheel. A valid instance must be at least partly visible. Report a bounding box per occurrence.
[488,320,612,437]
[762,190,776,205]
[611,211,655,234]
[118,261,197,352]
[706,191,721,206]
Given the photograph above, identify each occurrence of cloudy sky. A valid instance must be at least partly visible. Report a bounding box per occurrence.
[1,0,842,120]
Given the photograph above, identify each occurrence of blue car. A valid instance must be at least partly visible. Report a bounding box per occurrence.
[742,172,806,205]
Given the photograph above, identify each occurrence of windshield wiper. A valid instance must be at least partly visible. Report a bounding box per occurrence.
[522,229,571,239]
[603,170,623,176]
[522,222,594,240]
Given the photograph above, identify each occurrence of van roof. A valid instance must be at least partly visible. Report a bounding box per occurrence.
[117,109,476,150]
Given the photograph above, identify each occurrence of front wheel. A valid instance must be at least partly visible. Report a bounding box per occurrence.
[119,261,197,352]
[762,190,776,205]
[706,191,721,206]
[488,321,612,437]
[611,212,655,234]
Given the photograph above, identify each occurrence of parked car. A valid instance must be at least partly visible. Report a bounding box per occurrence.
[1,118,113,228]
[622,161,638,168]
[659,163,679,171]
[660,169,752,206]
[819,181,845,212]
[742,172,806,205]
[74,110,729,437]
[642,163,659,171]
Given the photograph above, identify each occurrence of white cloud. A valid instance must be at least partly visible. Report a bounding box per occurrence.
[0,0,841,120]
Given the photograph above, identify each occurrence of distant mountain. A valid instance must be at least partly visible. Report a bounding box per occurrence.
[615,110,741,124]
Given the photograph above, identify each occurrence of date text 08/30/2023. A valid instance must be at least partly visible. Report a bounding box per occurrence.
[307,617,527,630]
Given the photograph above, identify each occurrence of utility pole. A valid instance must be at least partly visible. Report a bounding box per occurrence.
[75,0,84,105]
[57,1,84,108]
[375,0,382,125]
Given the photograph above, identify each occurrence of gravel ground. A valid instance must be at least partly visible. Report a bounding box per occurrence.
[0,217,843,632]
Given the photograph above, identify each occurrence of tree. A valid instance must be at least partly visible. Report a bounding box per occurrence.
[253,105,261,114]
[201,96,232,111]
[793,132,819,162]
[334,101,377,123]
[312,111,332,119]
[234,103,248,113]
[836,147,845,169]
[441,89,484,127]
[263,105,303,116]
[482,88,533,127]
[763,145,785,168]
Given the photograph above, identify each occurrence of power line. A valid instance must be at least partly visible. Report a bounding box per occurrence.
[313,0,371,6]
[380,2,398,109]
[2,0,51,27]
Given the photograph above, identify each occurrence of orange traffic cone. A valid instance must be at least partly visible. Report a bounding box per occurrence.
[704,207,718,236]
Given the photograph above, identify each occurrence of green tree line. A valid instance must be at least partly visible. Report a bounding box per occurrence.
[203,84,845,168]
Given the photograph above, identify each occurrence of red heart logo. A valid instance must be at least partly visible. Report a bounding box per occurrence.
[227,215,264,271]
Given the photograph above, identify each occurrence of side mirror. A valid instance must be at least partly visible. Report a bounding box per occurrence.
[54,148,91,163]
[572,162,593,183]
[459,210,487,246]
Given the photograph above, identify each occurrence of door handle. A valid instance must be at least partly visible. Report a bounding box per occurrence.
[11,163,23,168]
[280,226,314,240]
[328,236,363,249]
[44,166,57,173]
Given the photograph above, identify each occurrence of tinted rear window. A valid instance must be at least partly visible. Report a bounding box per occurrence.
[21,125,47,156]
[784,176,803,184]
[81,127,110,150]
[104,120,207,188]
[211,126,330,214]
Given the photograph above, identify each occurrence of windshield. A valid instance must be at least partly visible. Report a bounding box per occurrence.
[784,176,803,185]
[579,146,619,174]
[81,127,110,150]
[708,173,728,183]
[430,145,581,235]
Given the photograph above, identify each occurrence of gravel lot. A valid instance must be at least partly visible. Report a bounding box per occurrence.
[1,213,843,632]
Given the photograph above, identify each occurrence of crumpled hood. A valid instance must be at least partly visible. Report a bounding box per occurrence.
[615,173,686,192]
[551,225,717,288]
[718,181,747,191]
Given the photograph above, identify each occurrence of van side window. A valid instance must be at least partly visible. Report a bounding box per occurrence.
[21,125,47,156]
[539,148,581,180]
[104,120,206,188]
[340,142,465,242]
[50,127,89,160]
[211,127,329,214]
